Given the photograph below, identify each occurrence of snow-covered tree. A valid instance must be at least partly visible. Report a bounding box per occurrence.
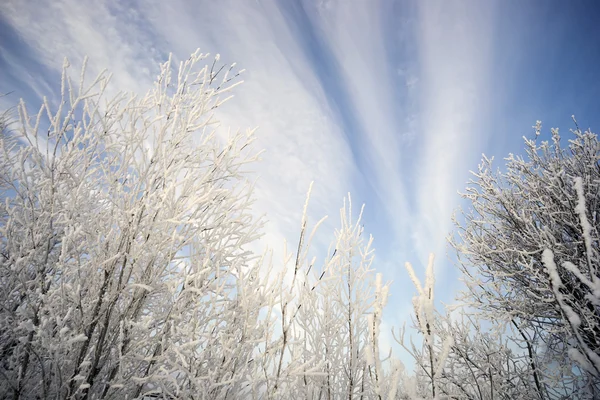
[0,50,270,399]
[451,121,600,397]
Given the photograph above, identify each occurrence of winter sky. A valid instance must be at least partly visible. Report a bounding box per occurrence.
[1,0,600,355]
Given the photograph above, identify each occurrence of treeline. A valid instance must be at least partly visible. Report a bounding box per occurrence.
[0,51,598,399]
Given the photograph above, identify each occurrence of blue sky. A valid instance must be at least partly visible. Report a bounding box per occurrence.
[2,0,600,358]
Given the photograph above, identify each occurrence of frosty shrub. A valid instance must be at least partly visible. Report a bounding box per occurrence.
[252,190,402,399]
[394,255,453,399]
[451,121,600,397]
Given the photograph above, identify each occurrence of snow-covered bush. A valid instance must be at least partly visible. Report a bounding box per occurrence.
[394,255,453,399]
[451,121,600,397]
[259,193,398,399]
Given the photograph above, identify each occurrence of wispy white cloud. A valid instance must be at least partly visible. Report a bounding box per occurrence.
[137,0,357,256]
[1,0,162,96]
[292,0,496,343]
[412,0,495,270]
[5,0,599,377]
[305,0,413,239]
[0,0,357,266]
[0,0,497,362]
